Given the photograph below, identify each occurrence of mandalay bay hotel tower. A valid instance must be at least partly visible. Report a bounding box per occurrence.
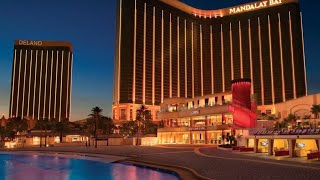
[9,40,73,121]
[113,0,307,123]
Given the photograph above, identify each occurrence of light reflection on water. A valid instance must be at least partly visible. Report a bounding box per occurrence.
[0,153,179,180]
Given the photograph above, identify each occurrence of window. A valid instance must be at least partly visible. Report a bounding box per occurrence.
[113,109,116,120]
[266,109,272,115]
[130,109,133,120]
[205,98,209,106]
[120,109,126,120]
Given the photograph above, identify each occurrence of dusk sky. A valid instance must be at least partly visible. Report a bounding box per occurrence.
[0,0,319,121]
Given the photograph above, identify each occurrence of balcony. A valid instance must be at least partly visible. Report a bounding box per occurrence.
[159,123,232,132]
[158,104,230,120]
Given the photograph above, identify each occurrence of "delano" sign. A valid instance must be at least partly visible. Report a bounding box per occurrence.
[18,40,43,46]
[229,0,282,14]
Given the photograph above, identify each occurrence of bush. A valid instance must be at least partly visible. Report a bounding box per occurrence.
[218,144,233,148]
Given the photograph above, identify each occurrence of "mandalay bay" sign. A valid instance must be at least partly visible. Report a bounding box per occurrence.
[229,0,283,14]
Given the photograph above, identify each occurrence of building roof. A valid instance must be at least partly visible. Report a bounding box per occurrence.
[14,40,73,51]
[26,129,88,137]
[160,0,298,17]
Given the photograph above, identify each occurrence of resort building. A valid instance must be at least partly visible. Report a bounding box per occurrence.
[158,79,257,144]
[113,0,307,123]
[9,40,73,121]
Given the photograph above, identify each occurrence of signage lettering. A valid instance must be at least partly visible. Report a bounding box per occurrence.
[18,40,43,46]
[189,127,206,131]
[191,110,200,115]
[254,129,320,136]
[229,0,282,14]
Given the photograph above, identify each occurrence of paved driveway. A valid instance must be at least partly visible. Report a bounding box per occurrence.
[5,145,320,180]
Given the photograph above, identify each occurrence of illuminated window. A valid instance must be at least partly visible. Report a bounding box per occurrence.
[130,109,133,120]
[266,109,272,115]
[54,136,60,143]
[33,137,40,145]
[120,109,126,120]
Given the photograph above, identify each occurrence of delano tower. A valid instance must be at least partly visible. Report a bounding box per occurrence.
[113,0,307,122]
[9,40,73,121]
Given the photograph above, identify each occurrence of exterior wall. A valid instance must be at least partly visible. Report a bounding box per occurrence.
[246,135,320,157]
[258,93,320,119]
[114,0,306,121]
[112,103,160,123]
[9,40,73,121]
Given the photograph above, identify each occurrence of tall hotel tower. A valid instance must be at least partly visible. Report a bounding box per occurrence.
[10,40,73,121]
[113,0,307,122]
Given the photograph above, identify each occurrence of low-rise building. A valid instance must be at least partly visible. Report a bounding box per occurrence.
[157,79,257,145]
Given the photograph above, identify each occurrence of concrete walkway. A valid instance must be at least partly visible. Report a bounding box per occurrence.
[3,145,320,180]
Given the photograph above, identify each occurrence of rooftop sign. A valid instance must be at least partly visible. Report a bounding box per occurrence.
[18,40,43,46]
[14,40,73,50]
[229,0,283,15]
[160,0,298,18]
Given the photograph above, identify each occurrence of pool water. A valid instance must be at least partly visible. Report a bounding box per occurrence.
[0,153,180,180]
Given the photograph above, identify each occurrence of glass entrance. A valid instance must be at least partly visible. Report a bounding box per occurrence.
[192,131,206,144]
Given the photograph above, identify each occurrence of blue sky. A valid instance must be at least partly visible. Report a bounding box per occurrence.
[0,0,319,121]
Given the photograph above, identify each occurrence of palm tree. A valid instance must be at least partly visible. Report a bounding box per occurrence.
[88,106,103,148]
[136,105,153,145]
[136,105,152,134]
[35,118,51,147]
[287,113,298,128]
[52,119,70,143]
[311,104,320,119]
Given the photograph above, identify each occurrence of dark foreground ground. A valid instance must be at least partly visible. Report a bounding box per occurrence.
[3,145,320,180]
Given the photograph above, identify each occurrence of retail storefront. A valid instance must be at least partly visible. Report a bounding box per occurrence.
[244,129,320,157]
[158,127,233,145]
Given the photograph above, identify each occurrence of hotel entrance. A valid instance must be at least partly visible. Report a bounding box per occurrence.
[191,131,206,144]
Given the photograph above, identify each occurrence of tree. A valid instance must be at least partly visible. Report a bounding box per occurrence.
[119,121,138,137]
[136,105,152,135]
[5,117,28,146]
[52,119,70,143]
[143,120,158,135]
[311,104,320,119]
[35,118,52,147]
[287,114,298,127]
[88,106,103,148]
[0,126,6,147]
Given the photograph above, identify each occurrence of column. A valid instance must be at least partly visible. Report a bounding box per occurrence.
[205,116,208,144]
[190,117,193,144]
[268,139,274,156]
[288,139,297,157]
[254,139,259,153]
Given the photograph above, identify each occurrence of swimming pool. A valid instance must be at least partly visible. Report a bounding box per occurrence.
[0,153,180,180]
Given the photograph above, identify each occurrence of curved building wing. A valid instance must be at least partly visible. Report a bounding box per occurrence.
[113,0,306,122]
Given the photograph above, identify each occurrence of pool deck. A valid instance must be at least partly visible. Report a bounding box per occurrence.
[3,145,320,180]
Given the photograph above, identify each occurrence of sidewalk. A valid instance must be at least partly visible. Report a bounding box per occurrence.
[240,151,320,165]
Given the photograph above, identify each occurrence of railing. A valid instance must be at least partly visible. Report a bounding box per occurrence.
[160,103,230,113]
